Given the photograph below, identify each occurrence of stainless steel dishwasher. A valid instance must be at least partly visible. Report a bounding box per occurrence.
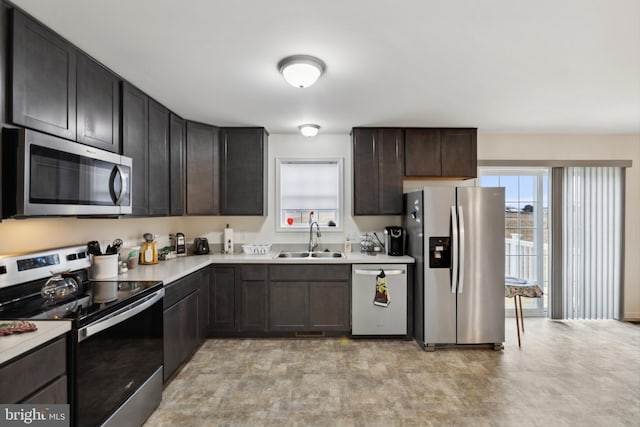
[352,264,407,335]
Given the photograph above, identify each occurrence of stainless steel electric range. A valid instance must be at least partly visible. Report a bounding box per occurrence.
[0,245,164,427]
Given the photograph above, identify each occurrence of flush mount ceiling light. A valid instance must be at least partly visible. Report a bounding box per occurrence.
[299,124,320,137]
[278,55,326,88]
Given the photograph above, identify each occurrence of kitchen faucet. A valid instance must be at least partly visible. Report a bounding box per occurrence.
[309,221,321,252]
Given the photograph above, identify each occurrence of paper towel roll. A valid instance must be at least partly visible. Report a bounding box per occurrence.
[224,227,234,254]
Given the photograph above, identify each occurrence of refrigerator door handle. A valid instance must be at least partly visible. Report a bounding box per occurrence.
[457,206,465,294]
[450,205,459,294]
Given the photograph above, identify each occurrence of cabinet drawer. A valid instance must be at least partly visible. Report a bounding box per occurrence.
[164,272,200,308]
[269,265,350,281]
[22,375,67,404]
[240,265,267,281]
[0,336,66,403]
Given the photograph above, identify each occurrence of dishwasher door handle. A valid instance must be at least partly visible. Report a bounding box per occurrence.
[353,269,405,276]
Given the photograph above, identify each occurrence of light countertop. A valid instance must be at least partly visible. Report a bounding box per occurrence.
[119,252,414,284]
[0,320,71,365]
[1,252,413,363]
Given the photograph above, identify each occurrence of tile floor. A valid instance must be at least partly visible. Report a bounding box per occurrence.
[145,319,640,426]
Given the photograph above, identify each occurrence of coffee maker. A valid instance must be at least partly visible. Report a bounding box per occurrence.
[384,226,405,256]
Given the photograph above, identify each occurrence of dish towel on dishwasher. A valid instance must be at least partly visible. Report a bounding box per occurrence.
[374,270,390,307]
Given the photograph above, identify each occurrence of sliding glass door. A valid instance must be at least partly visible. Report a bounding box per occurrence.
[480,168,550,316]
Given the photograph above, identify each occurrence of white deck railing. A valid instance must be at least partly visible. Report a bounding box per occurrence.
[505,234,547,282]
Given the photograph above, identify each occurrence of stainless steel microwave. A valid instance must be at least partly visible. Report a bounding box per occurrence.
[2,128,132,217]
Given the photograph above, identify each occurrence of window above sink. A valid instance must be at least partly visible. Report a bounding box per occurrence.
[275,158,344,232]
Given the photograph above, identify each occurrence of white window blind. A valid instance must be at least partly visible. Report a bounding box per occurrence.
[277,159,342,229]
[562,167,623,319]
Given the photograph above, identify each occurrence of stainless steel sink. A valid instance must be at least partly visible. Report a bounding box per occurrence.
[310,251,345,258]
[274,251,345,259]
[274,251,310,258]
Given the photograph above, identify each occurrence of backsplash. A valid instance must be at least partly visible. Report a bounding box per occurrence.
[0,215,399,255]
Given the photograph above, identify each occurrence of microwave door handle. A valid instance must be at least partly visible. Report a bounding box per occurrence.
[110,165,127,206]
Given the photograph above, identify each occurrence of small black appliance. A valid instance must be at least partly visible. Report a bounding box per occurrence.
[384,226,405,256]
[193,237,210,255]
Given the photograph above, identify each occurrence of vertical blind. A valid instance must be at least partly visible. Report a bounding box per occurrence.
[562,167,623,319]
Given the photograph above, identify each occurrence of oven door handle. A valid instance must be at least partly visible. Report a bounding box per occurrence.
[78,289,164,343]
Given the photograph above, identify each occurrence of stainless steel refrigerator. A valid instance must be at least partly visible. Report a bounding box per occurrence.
[404,186,505,351]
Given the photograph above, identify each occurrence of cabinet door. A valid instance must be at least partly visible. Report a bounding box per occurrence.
[441,128,477,178]
[404,128,441,177]
[186,122,220,215]
[147,99,170,216]
[0,337,66,403]
[198,268,210,341]
[378,128,404,215]
[181,291,200,360]
[163,292,198,381]
[241,281,268,331]
[169,114,186,216]
[11,9,76,140]
[269,282,308,330]
[208,267,236,332]
[162,300,182,381]
[77,52,120,152]
[352,128,379,215]
[121,82,148,216]
[309,281,350,331]
[220,128,266,215]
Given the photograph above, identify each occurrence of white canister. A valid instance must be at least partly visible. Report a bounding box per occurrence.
[91,254,119,280]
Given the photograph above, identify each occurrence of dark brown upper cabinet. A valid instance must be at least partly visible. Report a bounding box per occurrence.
[186,121,220,215]
[440,128,477,178]
[169,114,186,216]
[122,82,170,217]
[352,127,404,215]
[220,127,267,216]
[404,128,477,178]
[10,9,76,140]
[121,82,148,216]
[404,128,441,176]
[147,99,170,216]
[77,52,121,152]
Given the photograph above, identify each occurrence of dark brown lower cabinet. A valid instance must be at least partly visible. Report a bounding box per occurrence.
[309,281,350,330]
[269,281,308,330]
[208,266,236,332]
[0,336,68,403]
[239,265,268,331]
[163,269,208,382]
[163,291,198,381]
[208,264,350,336]
[268,265,351,333]
[198,267,210,341]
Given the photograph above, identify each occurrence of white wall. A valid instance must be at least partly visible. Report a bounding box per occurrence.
[1,132,637,319]
[478,133,640,320]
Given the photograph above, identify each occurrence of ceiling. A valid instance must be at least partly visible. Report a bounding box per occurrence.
[11,0,640,135]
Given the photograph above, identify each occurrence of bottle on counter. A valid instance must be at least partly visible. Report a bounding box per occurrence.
[224,224,234,254]
[344,238,352,253]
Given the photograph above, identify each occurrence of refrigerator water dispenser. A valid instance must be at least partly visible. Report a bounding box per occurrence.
[429,237,451,268]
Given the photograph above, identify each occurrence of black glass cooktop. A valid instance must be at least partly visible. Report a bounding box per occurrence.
[0,280,162,326]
